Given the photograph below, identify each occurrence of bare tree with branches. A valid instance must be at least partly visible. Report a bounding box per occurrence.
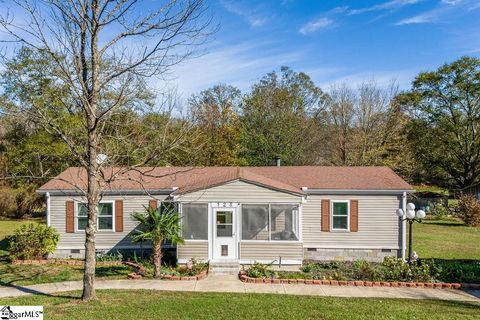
[0,0,211,301]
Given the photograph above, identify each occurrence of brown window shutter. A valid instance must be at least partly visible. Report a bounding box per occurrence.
[115,200,124,232]
[350,200,359,232]
[66,201,74,233]
[149,199,158,211]
[321,199,330,232]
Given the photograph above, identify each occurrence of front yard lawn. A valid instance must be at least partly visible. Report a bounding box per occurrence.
[0,290,478,320]
[0,263,133,287]
[412,219,480,260]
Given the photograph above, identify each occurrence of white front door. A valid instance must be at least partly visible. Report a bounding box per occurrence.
[212,207,237,260]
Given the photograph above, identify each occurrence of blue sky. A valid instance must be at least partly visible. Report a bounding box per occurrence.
[172,0,480,98]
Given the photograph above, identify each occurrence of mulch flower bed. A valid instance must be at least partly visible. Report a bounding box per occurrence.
[238,271,480,290]
[125,261,208,280]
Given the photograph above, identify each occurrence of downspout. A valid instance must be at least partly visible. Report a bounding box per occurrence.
[46,192,51,227]
[401,191,407,260]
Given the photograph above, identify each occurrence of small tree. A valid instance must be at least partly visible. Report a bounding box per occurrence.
[455,195,480,227]
[131,205,183,278]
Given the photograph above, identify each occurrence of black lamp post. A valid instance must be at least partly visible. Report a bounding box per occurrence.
[396,203,425,264]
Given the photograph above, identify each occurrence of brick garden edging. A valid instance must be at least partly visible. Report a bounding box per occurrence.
[238,272,480,290]
[161,270,208,281]
[12,259,122,266]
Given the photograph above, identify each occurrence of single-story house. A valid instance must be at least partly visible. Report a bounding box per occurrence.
[37,166,414,265]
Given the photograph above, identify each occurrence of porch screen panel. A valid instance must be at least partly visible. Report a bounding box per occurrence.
[241,204,269,240]
[270,204,299,240]
[182,203,208,240]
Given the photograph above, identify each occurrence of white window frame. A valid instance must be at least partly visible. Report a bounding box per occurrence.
[240,203,301,243]
[331,200,350,232]
[75,200,115,232]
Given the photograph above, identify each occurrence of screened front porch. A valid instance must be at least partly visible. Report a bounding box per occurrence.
[177,202,303,263]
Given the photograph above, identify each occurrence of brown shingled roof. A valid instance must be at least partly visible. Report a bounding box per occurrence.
[37,166,413,195]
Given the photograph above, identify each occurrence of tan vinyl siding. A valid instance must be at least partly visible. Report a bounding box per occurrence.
[176,180,302,203]
[50,195,168,250]
[303,194,401,249]
[177,241,209,260]
[240,242,303,260]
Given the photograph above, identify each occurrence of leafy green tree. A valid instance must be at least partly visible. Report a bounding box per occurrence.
[189,85,243,166]
[240,67,328,166]
[131,205,184,278]
[397,56,480,188]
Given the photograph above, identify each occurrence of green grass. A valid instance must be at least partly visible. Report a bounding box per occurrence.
[412,185,449,196]
[0,219,132,286]
[412,218,480,260]
[0,263,133,286]
[0,290,478,320]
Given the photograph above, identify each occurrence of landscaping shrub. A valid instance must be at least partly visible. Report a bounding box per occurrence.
[351,259,377,281]
[428,203,450,220]
[425,259,480,284]
[0,184,17,217]
[131,256,207,278]
[377,257,437,282]
[245,261,277,279]
[7,223,59,260]
[247,258,441,283]
[455,195,480,227]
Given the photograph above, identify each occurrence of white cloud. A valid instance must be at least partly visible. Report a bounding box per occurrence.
[469,2,480,10]
[317,69,416,90]
[395,0,478,25]
[299,18,333,35]
[441,0,462,5]
[348,0,422,15]
[166,41,305,99]
[395,11,436,25]
[219,0,271,27]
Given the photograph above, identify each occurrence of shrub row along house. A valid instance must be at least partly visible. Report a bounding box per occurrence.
[37,166,413,266]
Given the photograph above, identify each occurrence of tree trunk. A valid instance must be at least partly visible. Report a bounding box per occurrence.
[82,128,100,301]
[153,241,163,278]
[82,0,100,301]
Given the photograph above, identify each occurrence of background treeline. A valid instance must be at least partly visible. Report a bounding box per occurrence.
[1,49,479,217]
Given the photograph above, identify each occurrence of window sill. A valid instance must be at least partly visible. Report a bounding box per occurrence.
[75,230,115,233]
[240,240,302,244]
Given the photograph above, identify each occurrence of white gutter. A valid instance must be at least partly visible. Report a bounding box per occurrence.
[46,192,51,227]
[401,191,407,260]
[303,188,414,195]
[36,189,176,196]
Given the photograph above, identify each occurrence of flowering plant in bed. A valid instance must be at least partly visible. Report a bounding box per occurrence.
[244,257,444,283]
[132,257,208,278]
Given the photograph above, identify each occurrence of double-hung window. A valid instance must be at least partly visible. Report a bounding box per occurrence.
[331,201,349,231]
[76,202,114,231]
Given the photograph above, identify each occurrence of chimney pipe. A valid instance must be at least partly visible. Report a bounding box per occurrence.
[274,156,281,167]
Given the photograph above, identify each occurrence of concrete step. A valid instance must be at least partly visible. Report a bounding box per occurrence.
[209,261,240,274]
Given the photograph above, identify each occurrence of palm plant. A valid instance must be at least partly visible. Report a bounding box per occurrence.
[131,205,183,278]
